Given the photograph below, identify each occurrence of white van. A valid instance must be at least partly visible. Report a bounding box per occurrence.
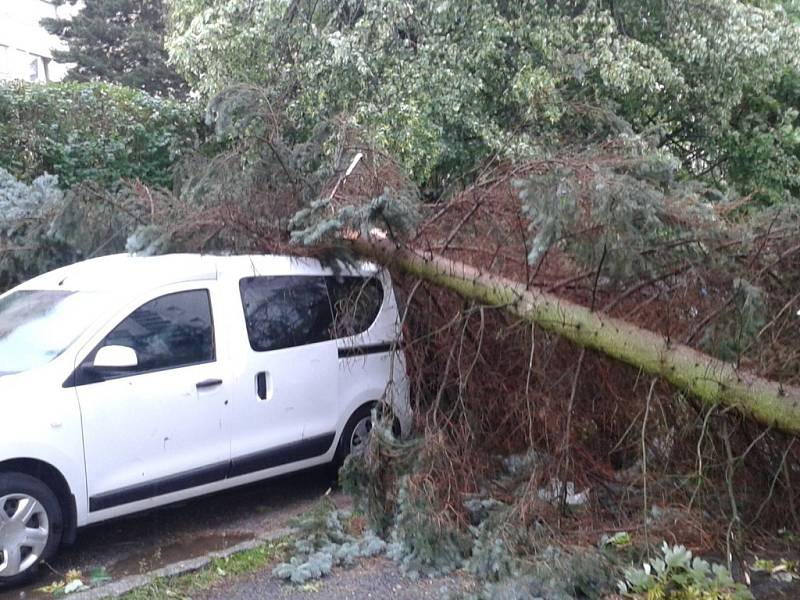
[0,254,410,585]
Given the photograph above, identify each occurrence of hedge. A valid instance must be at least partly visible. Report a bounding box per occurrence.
[0,81,202,189]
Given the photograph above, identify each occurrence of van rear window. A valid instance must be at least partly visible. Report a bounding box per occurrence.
[326,276,383,339]
[239,276,333,352]
[239,275,384,352]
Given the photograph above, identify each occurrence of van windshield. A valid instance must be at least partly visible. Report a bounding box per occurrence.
[0,290,101,375]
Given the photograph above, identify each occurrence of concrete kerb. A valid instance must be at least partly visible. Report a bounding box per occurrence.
[71,527,294,599]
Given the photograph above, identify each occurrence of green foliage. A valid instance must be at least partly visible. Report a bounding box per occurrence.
[619,542,753,600]
[43,0,188,98]
[343,435,614,591]
[720,69,800,205]
[461,453,617,599]
[466,502,519,584]
[602,1,800,192]
[0,168,62,225]
[472,548,616,600]
[602,532,633,548]
[167,0,800,200]
[0,168,142,291]
[339,417,422,534]
[0,168,71,290]
[516,150,726,283]
[700,278,767,364]
[750,557,799,582]
[386,475,472,579]
[166,0,670,187]
[142,85,422,252]
[290,187,420,246]
[272,495,388,584]
[121,539,289,599]
[0,81,200,189]
[198,85,335,211]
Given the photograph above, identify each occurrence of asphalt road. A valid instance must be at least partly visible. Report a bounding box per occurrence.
[3,466,340,600]
[200,556,472,600]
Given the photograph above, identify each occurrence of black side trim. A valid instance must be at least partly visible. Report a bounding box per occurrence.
[229,432,336,478]
[88,433,337,512]
[89,461,229,512]
[338,342,394,359]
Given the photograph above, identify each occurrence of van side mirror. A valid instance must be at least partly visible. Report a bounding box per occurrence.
[93,345,138,369]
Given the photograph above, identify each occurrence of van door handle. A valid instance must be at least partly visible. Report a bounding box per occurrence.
[256,372,271,400]
[196,378,223,389]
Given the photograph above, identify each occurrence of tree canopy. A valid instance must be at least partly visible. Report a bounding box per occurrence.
[43,0,188,98]
[166,0,800,202]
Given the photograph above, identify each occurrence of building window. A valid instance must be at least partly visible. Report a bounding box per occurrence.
[29,56,39,82]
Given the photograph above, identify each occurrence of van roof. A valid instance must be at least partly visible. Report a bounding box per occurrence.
[16,253,377,293]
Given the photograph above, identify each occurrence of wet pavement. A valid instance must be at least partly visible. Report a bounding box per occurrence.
[2,466,341,599]
[200,556,473,600]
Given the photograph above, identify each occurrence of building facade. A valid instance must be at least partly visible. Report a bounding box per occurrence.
[0,0,80,83]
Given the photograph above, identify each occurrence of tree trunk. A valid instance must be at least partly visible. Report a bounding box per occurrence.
[356,239,800,435]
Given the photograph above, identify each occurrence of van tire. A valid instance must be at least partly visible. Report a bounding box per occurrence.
[0,473,63,588]
[334,405,375,467]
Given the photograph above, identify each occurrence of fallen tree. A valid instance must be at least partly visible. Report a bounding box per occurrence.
[35,87,793,546]
[355,238,800,435]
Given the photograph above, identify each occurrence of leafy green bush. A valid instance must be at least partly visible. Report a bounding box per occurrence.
[0,81,201,189]
[619,542,753,600]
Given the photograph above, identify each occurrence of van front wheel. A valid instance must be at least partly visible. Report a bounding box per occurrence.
[0,473,62,588]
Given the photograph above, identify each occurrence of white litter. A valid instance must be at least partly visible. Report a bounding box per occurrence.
[64,580,87,594]
[537,478,589,506]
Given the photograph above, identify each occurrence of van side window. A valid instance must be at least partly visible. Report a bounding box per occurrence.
[326,276,383,338]
[99,290,215,375]
[240,276,333,352]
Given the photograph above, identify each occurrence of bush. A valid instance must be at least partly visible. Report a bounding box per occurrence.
[0,169,138,291]
[619,543,753,600]
[0,167,68,289]
[0,81,202,189]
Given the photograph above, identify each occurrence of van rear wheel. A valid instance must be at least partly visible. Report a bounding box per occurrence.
[0,473,62,588]
[335,405,375,467]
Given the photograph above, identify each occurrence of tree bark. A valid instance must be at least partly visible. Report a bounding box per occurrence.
[355,239,800,435]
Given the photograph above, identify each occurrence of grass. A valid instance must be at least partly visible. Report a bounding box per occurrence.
[120,537,291,599]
